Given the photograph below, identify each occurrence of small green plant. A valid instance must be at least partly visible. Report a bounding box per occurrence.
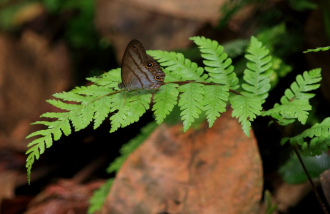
[26,36,329,185]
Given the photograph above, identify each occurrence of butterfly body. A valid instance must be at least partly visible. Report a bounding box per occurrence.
[119,39,165,91]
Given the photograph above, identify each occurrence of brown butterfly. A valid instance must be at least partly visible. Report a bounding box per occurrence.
[118,39,165,91]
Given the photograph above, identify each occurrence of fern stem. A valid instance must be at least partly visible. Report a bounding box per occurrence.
[272,117,330,213]
[292,146,330,214]
[166,81,223,86]
[164,81,242,96]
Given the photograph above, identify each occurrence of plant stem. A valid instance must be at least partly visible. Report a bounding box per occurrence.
[292,146,330,214]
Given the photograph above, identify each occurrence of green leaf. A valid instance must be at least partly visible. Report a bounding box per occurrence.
[110,91,152,132]
[242,36,273,101]
[230,94,263,136]
[266,99,311,124]
[264,69,322,125]
[88,179,114,214]
[203,85,229,127]
[178,83,204,131]
[191,36,239,89]
[148,50,208,81]
[87,68,121,87]
[46,99,80,111]
[153,83,179,124]
[286,117,330,155]
[93,96,112,129]
[304,46,330,53]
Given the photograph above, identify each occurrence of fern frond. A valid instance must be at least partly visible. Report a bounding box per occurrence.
[86,68,121,87]
[190,36,239,89]
[110,91,152,132]
[53,91,89,102]
[26,124,67,183]
[203,85,229,127]
[147,50,208,81]
[88,179,114,214]
[304,46,330,53]
[72,85,115,96]
[263,69,322,125]
[178,83,204,131]
[230,94,263,136]
[73,104,95,131]
[46,100,80,111]
[153,83,179,124]
[26,68,123,183]
[93,96,112,129]
[285,117,330,155]
[267,100,311,124]
[242,36,273,101]
[230,37,272,136]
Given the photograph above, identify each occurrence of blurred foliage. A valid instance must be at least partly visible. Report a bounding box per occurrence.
[216,0,330,194]
[279,153,330,184]
[0,0,115,81]
[88,179,113,214]
[41,0,97,49]
[264,190,278,214]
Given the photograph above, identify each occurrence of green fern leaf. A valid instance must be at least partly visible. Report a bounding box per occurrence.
[148,50,208,81]
[72,85,115,96]
[178,83,204,131]
[40,112,68,119]
[74,104,95,131]
[26,133,53,183]
[87,68,121,87]
[46,100,80,111]
[88,179,114,214]
[229,37,272,136]
[304,46,330,53]
[110,91,152,132]
[264,69,321,125]
[190,36,239,89]
[153,83,179,124]
[286,117,330,155]
[242,36,272,101]
[93,96,112,129]
[203,85,229,127]
[286,69,321,100]
[26,129,49,139]
[56,119,72,136]
[230,94,263,136]
[53,91,88,102]
[269,100,311,124]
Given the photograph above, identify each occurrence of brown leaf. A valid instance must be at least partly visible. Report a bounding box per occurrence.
[25,179,104,214]
[102,110,263,214]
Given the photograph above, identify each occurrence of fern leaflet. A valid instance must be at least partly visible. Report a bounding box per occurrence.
[283,117,330,155]
[190,36,239,89]
[263,69,322,125]
[110,91,152,132]
[148,50,208,82]
[203,85,229,127]
[230,37,272,136]
[178,83,204,131]
[153,83,179,124]
[88,179,114,214]
[304,46,330,53]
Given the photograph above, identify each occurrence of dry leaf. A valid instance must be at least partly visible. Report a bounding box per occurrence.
[102,110,263,214]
